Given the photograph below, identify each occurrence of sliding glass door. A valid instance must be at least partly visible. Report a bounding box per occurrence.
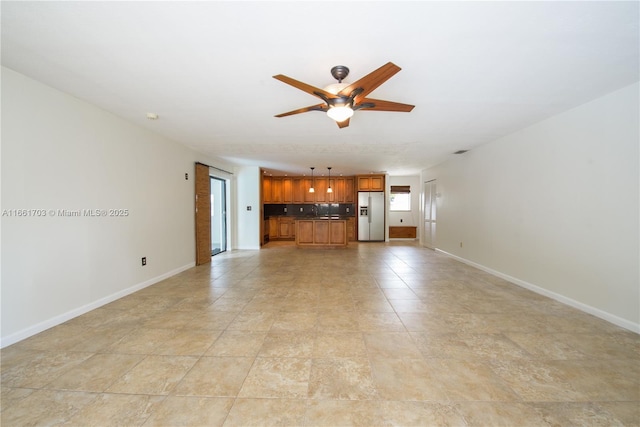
[210,177,227,256]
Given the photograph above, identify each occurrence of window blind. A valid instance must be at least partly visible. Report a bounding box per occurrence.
[390,185,411,194]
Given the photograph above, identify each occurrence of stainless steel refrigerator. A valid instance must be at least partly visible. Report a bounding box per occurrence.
[358,192,385,241]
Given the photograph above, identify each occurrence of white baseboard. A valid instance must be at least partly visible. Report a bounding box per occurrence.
[435,249,640,334]
[0,262,195,348]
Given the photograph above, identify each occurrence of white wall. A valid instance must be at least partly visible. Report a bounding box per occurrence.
[0,67,231,346]
[235,166,261,250]
[388,175,421,228]
[422,82,639,331]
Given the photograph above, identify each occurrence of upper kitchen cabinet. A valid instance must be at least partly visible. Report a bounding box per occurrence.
[263,174,357,203]
[328,177,355,203]
[282,178,293,203]
[303,178,315,203]
[293,177,316,203]
[357,175,385,192]
[262,176,272,203]
[327,178,344,203]
[292,178,304,203]
[344,177,355,202]
[271,177,283,203]
[313,178,328,202]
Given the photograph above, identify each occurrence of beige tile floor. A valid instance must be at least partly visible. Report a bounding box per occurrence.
[1,241,638,426]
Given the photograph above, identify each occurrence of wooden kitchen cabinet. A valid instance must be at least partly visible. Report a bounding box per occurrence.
[262,172,359,246]
[344,177,355,202]
[263,175,357,205]
[267,216,296,240]
[329,221,347,245]
[313,178,328,202]
[314,221,329,244]
[296,219,347,247]
[303,178,315,202]
[282,178,293,203]
[268,217,278,240]
[278,217,294,239]
[371,176,384,191]
[357,175,385,192]
[296,220,314,244]
[357,176,369,191]
[346,217,356,241]
[292,178,304,203]
[271,178,283,203]
[328,177,355,203]
[262,176,272,203]
[328,178,337,203]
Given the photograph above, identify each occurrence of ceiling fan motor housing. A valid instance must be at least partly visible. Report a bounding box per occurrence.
[330,65,349,83]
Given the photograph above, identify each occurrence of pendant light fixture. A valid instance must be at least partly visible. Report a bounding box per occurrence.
[327,167,333,193]
[309,167,315,193]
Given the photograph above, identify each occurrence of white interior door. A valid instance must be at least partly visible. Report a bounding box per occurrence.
[423,180,436,249]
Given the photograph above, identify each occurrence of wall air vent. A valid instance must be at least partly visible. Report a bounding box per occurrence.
[453,150,468,154]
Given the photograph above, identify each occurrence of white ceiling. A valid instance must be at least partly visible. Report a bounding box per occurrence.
[2,1,638,176]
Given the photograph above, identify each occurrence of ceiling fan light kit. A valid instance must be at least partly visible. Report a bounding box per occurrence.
[327,105,354,122]
[273,62,415,128]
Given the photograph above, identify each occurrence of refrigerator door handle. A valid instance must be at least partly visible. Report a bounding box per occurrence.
[368,196,372,223]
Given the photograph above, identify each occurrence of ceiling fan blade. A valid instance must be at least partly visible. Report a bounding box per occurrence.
[338,62,401,103]
[336,118,350,128]
[275,103,328,118]
[273,74,339,100]
[356,98,415,112]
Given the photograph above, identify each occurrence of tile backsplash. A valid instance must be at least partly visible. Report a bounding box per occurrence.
[264,204,355,218]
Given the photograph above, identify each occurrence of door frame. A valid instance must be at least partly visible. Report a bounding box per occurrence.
[423,179,437,249]
[210,176,227,256]
[195,162,233,265]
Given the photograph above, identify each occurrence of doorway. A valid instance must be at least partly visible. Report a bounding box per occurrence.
[210,176,227,256]
[423,179,436,249]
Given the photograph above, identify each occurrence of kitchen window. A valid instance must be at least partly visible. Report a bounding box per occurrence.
[390,185,411,211]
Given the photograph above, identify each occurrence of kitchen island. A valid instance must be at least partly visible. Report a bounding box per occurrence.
[295,218,347,247]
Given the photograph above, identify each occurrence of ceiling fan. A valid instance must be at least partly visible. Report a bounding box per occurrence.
[273,62,415,129]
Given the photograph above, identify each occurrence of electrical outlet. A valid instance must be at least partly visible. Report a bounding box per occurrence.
[185,173,188,180]
[299,207,303,212]
[400,218,403,223]
[141,257,147,266]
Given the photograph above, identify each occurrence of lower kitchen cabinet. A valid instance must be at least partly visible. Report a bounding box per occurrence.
[346,217,356,241]
[267,216,296,241]
[296,220,347,247]
[278,217,295,239]
[268,217,278,240]
[268,217,353,243]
